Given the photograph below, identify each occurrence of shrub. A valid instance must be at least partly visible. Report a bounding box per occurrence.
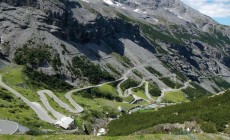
[23,66,72,91]
[120,79,139,91]
[0,89,13,101]
[201,122,217,133]
[71,56,114,84]
[107,90,230,136]
[26,129,44,136]
[213,77,230,90]
[160,77,182,88]
[14,44,51,68]
[132,70,142,78]
[148,82,161,97]
[182,82,211,100]
[145,67,162,77]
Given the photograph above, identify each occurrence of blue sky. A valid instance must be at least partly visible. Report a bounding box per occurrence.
[181,0,230,25]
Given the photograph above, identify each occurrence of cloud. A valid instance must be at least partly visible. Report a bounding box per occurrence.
[181,0,230,18]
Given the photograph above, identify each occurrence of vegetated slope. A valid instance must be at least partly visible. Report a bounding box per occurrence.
[107,90,230,136]
[0,133,229,140]
[0,0,230,92]
[0,65,144,134]
[0,87,55,130]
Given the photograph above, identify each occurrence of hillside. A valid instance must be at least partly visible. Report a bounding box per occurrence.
[107,90,230,136]
[0,133,230,140]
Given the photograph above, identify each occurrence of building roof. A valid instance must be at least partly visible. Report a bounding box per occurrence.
[56,117,74,129]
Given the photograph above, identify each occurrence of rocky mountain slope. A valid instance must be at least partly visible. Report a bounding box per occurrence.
[0,0,230,92]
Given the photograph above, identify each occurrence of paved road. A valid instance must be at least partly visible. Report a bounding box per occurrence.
[30,102,57,124]
[117,76,128,96]
[179,80,191,90]
[156,80,191,103]
[128,79,150,104]
[124,79,145,96]
[116,66,136,97]
[130,94,143,104]
[65,59,157,111]
[0,75,57,124]
[117,59,157,97]
[0,120,18,135]
[64,79,122,113]
[0,59,158,126]
[145,81,154,101]
[37,90,65,120]
[37,90,80,114]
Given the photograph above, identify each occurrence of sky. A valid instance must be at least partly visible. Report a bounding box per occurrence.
[181,0,230,25]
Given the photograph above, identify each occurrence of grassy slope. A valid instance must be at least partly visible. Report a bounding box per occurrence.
[72,93,135,112]
[70,92,136,132]
[133,89,149,101]
[182,82,211,100]
[107,90,230,136]
[0,66,56,130]
[98,84,119,97]
[0,66,136,132]
[163,90,189,103]
[0,65,25,84]
[122,95,134,103]
[0,134,229,140]
[0,88,55,130]
[0,65,42,102]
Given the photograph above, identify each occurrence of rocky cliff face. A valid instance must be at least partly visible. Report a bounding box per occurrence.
[0,0,38,7]
[0,0,230,92]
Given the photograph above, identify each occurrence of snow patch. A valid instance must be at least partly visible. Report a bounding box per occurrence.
[153,18,158,22]
[81,0,89,3]
[103,0,114,5]
[114,1,122,7]
[133,9,147,14]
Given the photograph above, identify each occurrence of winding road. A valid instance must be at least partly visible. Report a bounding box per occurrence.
[37,90,66,120]
[156,80,191,103]
[1,58,181,129]
[116,59,157,97]
[37,90,80,114]
[0,75,57,124]
[0,120,18,135]
[145,81,154,101]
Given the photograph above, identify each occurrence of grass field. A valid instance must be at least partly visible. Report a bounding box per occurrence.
[98,84,119,97]
[72,93,135,112]
[0,88,56,130]
[163,90,189,103]
[122,95,134,103]
[0,65,25,85]
[0,134,229,140]
[133,89,149,101]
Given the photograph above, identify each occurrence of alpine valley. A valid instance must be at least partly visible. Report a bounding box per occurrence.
[0,0,230,139]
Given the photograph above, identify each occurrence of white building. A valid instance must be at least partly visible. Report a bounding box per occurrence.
[97,128,106,136]
[56,117,74,129]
